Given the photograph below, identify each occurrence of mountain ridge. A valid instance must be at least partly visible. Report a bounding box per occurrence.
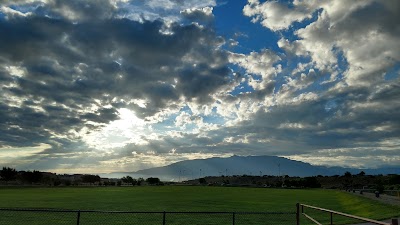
[101,155,400,180]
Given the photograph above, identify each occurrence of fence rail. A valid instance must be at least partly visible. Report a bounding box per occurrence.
[298,203,399,225]
[3,204,397,225]
[0,208,296,225]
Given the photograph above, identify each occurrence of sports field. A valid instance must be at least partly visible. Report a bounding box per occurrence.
[0,186,399,224]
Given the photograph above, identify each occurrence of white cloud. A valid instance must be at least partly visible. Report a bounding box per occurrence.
[243,0,318,31]
[244,0,400,87]
[229,50,281,90]
[1,6,32,18]
[181,6,213,18]
[175,111,193,128]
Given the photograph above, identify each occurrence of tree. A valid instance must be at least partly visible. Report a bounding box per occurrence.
[53,179,62,186]
[121,176,129,183]
[81,175,100,184]
[199,178,207,184]
[146,177,160,185]
[358,171,365,176]
[21,170,43,184]
[126,176,134,184]
[137,177,144,186]
[0,167,18,183]
[121,176,137,185]
[389,175,400,185]
[301,177,321,188]
[344,171,352,177]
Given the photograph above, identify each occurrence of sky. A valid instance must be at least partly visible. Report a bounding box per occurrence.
[0,0,400,174]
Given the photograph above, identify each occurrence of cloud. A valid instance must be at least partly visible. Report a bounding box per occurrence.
[243,0,318,31]
[0,4,230,151]
[1,0,400,172]
[238,0,400,151]
[0,0,216,23]
[229,49,281,92]
[181,7,214,24]
[116,0,216,23]
[274,1,399,86]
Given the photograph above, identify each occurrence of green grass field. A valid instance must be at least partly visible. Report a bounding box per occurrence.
[0,186,399,224]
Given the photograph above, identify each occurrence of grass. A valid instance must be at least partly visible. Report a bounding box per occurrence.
[0,186,399,224]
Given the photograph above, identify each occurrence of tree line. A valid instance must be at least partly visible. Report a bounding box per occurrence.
[0,167,162,186]
[121,176,162,186]
[0,167,43,184]
[191,171,400,191]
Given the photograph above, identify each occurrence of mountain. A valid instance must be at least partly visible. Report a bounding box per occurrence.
[101,155,400,181]
[134,155,400,180]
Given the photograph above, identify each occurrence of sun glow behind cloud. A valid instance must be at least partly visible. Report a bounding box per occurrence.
[83,108,147,150]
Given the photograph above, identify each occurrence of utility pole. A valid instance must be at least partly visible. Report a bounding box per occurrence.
[278,163,281,178]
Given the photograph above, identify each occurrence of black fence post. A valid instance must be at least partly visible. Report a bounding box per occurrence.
[76,210,81,225]
[392,218,398,225]
[162,211,166,225]
[296,203,300,225]
[232,212,236,225]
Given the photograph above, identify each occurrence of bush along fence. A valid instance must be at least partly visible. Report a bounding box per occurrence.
[0,208,296,225]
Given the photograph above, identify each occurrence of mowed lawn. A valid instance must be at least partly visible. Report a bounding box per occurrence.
[0,186,399,224]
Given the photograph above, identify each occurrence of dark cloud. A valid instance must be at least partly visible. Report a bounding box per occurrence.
[0,8,230,148]
[46,0,117,21]
[2,0,400,171]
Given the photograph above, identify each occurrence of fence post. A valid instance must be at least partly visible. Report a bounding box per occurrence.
[296,203,300,225]
[232,212,236,225]
[162,211,166,225]
[76,210,81,225]
[330,212,333,225]
[392,218,398,225]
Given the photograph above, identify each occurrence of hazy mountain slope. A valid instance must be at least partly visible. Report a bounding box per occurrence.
[134,155,334,178]
[102,155,400,180]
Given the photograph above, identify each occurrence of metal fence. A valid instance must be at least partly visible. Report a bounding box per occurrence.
[298,203,399,225]
[0,208,296,225]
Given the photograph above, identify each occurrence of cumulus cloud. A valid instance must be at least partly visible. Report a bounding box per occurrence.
[181,7,214,24]
[0,2,229,151]
[229,49,281,91]
[243,0,316,31]
[231,0,400,167]
[1,0,400,172]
